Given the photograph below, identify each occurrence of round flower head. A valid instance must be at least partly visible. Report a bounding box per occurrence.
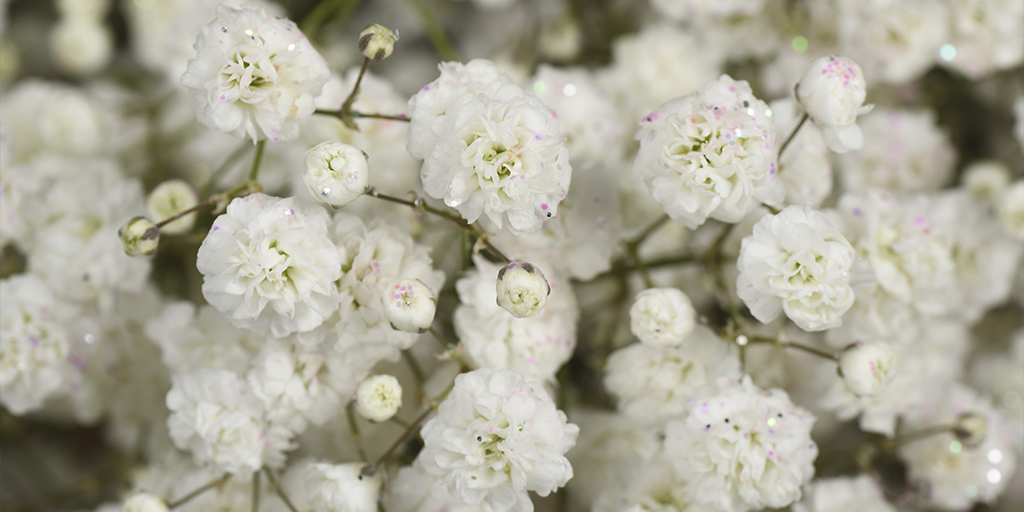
[119,216,160,256]
[629,287,696,348]
[51,19,113,76]
[180,5,331,142]
[382,278,436,333]
[793,475,896,512]
[632,75,784,229]
[962,161,1010,205]
[665,376,818,512]
[146,179,198,234]
[122,492,168,512]
[196,194,342,337]
[837,340,898,397]
[358,23,397,61]
[355,374,402,422]
[303,141,369,208]
[796,55,874,153]
[953,413,987,448]
[307,462,382,512]
[736,205,873,332]
[419,368,579,512]
[496,262,551,318]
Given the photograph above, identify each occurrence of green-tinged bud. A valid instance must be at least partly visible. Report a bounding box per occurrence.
[953,413,987,448]
[496,261,550,318]
[118,216,159,256]
[358,24,397,61]
[146,179,198,235]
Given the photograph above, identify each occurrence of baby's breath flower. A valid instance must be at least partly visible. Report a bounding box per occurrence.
[355,374,402,422]
[146,180,198,235]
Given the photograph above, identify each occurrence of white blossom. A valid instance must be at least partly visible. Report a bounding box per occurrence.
[836,0,948,85]
[419,368,578,512]
[197,194,341,337]
[771,99,833,207]
[146,179,198,235]
[962,161,1010,205]
[792,475,895,512]
[50,18,113,76]
[970,330,1024,442]
[837,340,898,397]
[355,374,402,422]
[737,205,872,332]
[306,462,382,512]
[632,75,784,228]
[665,376,818,512]
[796,55,873,153]
[496,262,551,319]
[382,278,437,333]
[122,492,168,512]
[997,181,1024,240]
[180,5,330,142]
[629,287,696,348]
[144,301,262,375]
[941,0,1024,78]
[0,81,109,163]
[303,141,369,208]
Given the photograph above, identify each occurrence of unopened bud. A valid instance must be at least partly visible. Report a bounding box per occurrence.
[495,262,550,318]
[629,287,696,348]
[355,374,402,422]
[837,340,898,397]
[358,24,397,61]
[51,19,113,76]
[304,141,369,208]
[146,179,198,235]
[118,216,160,256]
[123,492,169,512]
[382,278,436,333]
[953,413,987,448]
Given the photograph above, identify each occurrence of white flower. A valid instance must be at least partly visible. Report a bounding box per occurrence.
[836,108,956,194]
[970,329,1024,442]
[122,492,168,512]
[382,278,436,333]
[605,326,741,428]
[997,181,1024,240]
[899,384,1018,511]
[496,262,551,318]
[144,301,262,375]
[197,194,341,337]
[792,475,895,512]
[180,5,330,142]
[0,81,109,163]
[632,75,784,228]
[736,205,872,332]
[455,257,578,384]
[419,368,578,512]
[407,59,515,160]
[306,462,382,512]
[0,275,74,415]
[303,141,369,208]
[941,0,1024,78]
[166,369,292,476]
[50,19,113,76]
[355,374,402,422]
[837,340,898,397]
[962,161,1010,205]
[796,55,873,153]
[629,288,696,348]
[420,82,572,232]
[836,0,948,85]
[769,99,833,208]
[146,179,198,235]
[665,376,818,512]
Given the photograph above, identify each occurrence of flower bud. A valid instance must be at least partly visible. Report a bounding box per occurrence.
[382,278,436,333]
[629,287,696,348]
[962,161,1010,205]
[118,216,160,256]
[355,374,402,422]
[50,19,113,76]
[953,413,987,448]
[146,179,198,235]
[358,24,397,61]
[123,492,169,512]
[303,141,369,208]
[796,55,874,153]
[495,262,550,318]
[308,462,382,512]
[837,340,898,397]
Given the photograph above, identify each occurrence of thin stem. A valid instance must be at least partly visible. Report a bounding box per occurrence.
[429,326,470,370]
[247,140,266,181]
[202,143,253,196]
[893,424,957,448]
[339,57,371,119]
[368,406,435,473]
[314,109,410,122]
[155,199,215,230]
[366,187,510,263]
[166,474,230,509]
[623,215,669,289]
[262,468,299,512]
[748,336,839,361]
[346,400,370,462]
[777,112,808,161]
[251,470,260,512]
[401,0,461,62]
[626,214,670,248]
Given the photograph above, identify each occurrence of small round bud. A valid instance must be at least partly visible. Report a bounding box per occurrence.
[495,262,550,318]
[796,55,873,153]
[303,141,369,208]
[837,340,898,397]
[123,492,169,512]
[629,287,696,348]
[358,24,397,61]
[382,278,437,333]
[146,180,198,235]
[308,462,382,512]
[953,413,987,448]
[962,161,1010,205]
[118,216,160,257]
[355,374,402,422]
[50,19,113,76]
